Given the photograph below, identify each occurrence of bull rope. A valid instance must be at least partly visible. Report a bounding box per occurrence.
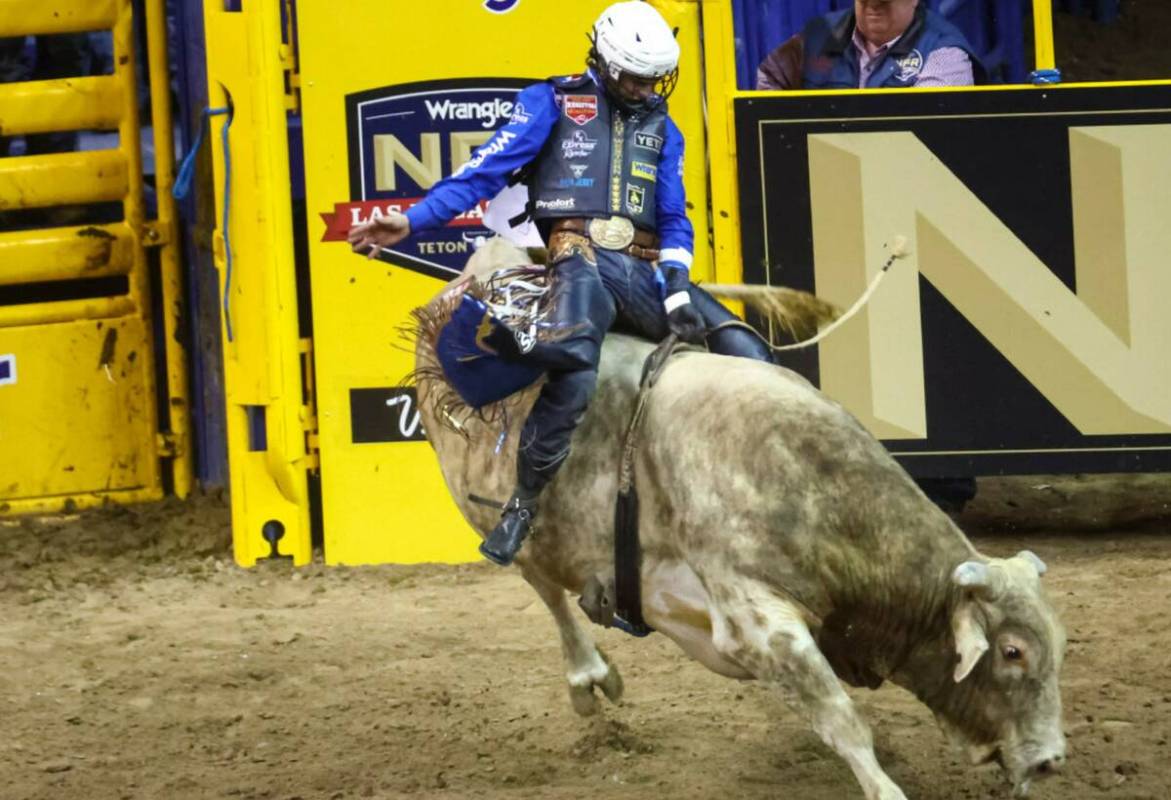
[706,235,911,353]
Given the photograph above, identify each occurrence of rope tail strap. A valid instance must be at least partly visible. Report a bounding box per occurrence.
[773,237,909,353]
[173,104,236,341]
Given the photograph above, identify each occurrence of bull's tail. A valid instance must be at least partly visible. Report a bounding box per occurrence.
[703,283,840,342]
[705,235,911,351]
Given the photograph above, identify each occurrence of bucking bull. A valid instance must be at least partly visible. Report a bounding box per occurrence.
[410,239,1067,800]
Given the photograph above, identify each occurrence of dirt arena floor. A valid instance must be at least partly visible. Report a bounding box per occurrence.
[4,7,1171,800]
[2,475,1170,800]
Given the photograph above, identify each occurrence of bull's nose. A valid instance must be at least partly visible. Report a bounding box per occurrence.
[1030,753,1065,778]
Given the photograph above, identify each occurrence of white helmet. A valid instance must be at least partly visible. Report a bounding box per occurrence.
[592,2,680,84]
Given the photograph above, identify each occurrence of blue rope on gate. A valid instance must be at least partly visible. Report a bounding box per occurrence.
[174,105,237,341]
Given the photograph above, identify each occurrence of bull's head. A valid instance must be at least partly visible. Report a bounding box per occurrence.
[939,551,1067,797]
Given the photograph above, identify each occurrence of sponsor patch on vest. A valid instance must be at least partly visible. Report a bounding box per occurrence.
[564,94,598,126]
[561,129,598,159]
[625,184,645,215]
[634,132,663,152]
[894,49,924,83]
[631,161,657,181]
[557,177,595,188]
[570,164,589,178]
[536,197,576,211]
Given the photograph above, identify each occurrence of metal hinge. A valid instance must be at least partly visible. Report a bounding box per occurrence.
[281,0,301,114]
[142,221,170,247]
[157,431,180,458]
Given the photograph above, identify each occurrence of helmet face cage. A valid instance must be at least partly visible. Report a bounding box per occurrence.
[586,34,678,114]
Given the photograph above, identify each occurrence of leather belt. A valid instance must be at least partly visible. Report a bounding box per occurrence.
[550,217,661,262]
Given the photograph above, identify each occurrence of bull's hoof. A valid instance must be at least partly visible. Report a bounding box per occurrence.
[869,780,909,800]
[567,646,624,716]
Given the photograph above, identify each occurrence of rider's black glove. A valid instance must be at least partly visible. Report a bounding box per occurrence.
[662,267,706,345]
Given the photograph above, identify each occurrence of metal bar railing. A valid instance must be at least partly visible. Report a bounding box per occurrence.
[0,223,135,285]
[0,76,124,137]
[0,295,135,327]
[1033,1,1058,73]
[0,0,119,36]
[145,0,193,496]
[0,149,128,210]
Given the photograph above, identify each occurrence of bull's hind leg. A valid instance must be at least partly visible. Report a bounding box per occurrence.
[708,580,907,800]
[520,565,624,716]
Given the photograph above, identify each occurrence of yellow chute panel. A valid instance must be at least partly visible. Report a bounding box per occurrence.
[0,317,159,513]
[297,0,707,564]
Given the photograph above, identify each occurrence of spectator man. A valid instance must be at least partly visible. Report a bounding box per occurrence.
[756,0,985,91]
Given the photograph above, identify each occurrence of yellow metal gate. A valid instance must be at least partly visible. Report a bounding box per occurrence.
[0,0,190,514]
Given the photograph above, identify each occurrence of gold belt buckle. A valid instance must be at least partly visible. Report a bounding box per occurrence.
[587,216,635,251]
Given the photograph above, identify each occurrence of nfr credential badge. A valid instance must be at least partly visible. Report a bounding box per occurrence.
[322,78,532,281]
[894,49,924,83]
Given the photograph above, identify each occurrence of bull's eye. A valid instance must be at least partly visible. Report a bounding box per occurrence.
[1003,645,1023,661]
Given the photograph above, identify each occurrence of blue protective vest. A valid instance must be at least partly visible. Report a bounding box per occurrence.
[529,74,668,232]
[802,7,986,90]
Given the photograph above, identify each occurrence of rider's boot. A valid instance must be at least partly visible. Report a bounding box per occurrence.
[479,489,539,566]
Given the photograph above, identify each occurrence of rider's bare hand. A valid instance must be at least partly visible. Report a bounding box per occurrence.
[347,212,411,259]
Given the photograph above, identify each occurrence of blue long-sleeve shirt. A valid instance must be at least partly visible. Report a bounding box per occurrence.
[404,74,694,273]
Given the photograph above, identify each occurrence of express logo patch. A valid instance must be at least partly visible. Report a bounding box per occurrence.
[634,132,663,152]
[564,94,598,126]
[561,129,598,159]
[631,161,657,181]
[625,184,645,215]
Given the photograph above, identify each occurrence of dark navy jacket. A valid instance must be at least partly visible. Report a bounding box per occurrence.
[802,7,986,89]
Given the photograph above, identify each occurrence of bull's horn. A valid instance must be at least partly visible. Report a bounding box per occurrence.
[952,561,1005,599]
[1017,550,1048,576]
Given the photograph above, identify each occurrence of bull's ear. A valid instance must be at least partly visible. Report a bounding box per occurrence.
[1016,550,1048,576]
[951,602,990,683]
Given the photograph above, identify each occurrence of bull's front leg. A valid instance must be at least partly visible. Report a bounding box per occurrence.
[519,565,624,716]
[708,579,906,800]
